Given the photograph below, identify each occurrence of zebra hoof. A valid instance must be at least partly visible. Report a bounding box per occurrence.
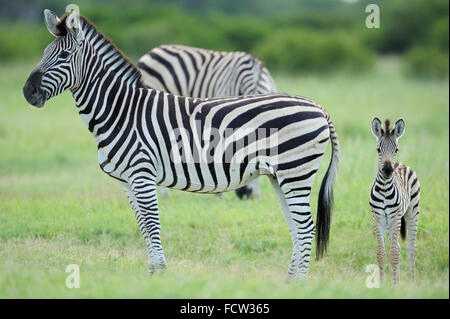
[148,263,167,276]
[235,186,253,199]
[286,273,308,283]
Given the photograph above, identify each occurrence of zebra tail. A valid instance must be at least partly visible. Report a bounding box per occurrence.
[316,115,340,260]
[400,216,406,241]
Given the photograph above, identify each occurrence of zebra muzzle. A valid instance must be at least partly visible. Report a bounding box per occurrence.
[23,70,46,108]
[382,161,393,177]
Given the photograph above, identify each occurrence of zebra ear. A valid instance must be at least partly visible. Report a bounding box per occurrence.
[65,11,84,43]
[44,9,62,37]
[393,119,405,139]
[372,117,382,138]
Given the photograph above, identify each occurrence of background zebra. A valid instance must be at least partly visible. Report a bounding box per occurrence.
[23,10,339,281]
[370,118,420,284]
[137,44,278,199]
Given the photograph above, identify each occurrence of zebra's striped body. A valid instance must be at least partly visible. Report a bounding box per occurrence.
[137,44,277,199]
[369,118,420,284]
[24,11,339,281]
[138,44,276,98]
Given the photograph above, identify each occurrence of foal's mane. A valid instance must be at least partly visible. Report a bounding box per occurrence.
[383,119,394,137]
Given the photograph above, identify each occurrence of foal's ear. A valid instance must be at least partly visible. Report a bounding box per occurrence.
[393,119,405,139]
[372,117,383,138]
[65,11,84,43]
[44,9,62,37]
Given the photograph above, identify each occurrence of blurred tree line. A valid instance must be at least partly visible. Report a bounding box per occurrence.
[0,0,448,78]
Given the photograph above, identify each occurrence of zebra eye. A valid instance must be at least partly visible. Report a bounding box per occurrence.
[376,147,381,153]
[59,51,70,59]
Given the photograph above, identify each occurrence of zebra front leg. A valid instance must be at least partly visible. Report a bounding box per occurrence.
[372,211,387,282]
[388,214,402,285]
[123,180,167,274]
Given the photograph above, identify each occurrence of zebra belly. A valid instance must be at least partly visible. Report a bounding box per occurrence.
[157,161,260,193]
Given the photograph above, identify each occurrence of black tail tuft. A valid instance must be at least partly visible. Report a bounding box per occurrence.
[316,167,333,260]
[400,216,406,241]
[315,116,339,261]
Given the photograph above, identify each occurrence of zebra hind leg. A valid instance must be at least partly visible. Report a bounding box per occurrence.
[405,205,419,282]
[270,177,314,282]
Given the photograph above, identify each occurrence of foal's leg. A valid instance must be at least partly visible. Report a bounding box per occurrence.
[372,211,387,282]
[387,213,402,284]
[404,205,419,281]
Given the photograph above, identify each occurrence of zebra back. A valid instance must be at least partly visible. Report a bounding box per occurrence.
[137,44,276,98]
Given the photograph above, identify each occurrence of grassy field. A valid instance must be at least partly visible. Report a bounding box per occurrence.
[0,58,448,298]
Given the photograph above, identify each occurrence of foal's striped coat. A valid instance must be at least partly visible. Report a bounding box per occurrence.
[370,118,420,284]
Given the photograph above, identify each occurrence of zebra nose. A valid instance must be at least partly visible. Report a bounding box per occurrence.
[26,70,43,89]
[382,161,393,176]
[23,71,45,107]
[23,80,36,100]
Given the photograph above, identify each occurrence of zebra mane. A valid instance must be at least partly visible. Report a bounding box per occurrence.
[56,13,144,86]
[383,119,393,137]
[250,53,265,68]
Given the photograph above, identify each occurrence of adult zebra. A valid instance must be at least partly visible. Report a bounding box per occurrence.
[23,10,340,281]
[138,44,278,199]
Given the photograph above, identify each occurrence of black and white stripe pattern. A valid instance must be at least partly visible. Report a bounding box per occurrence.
[137,45,277,199]
[24,11,340,281]
[138,44,276,98]
[369,118,420,284]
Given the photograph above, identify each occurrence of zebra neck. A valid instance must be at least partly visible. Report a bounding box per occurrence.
[71,17,144,139]
[72,73,142,141]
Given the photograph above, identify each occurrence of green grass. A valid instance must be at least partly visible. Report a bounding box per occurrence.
[0,58,448,298]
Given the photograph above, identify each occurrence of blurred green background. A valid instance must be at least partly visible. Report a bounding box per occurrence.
[0,0,448,78]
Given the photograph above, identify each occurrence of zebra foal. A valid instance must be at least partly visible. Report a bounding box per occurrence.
[23,10,339,281]
[138,45,278,199]
[370,118,420,284]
